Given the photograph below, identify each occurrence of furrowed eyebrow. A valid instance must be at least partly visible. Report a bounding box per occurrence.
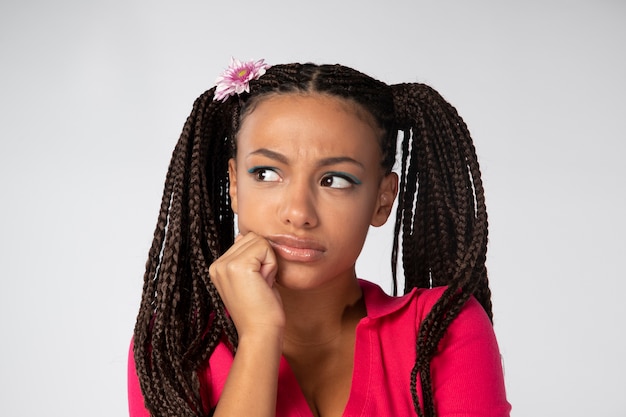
[248,149,364,170]
[317,156,364,170]
[248,148,289,164]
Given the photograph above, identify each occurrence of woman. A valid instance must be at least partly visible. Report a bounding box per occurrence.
[129,59,511,417]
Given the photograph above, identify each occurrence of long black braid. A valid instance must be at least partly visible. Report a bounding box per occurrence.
[133,63,492,417]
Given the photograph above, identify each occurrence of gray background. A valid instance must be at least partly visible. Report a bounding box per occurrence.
[1,1,624,416]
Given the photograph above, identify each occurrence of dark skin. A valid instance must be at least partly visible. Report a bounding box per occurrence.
[282,294,367,415]
[210,93,397,417]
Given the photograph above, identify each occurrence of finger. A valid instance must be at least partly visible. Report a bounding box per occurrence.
[256,244,278,285]
[231,235,277,282]
[220,232,259,259]
[213,233,276,282]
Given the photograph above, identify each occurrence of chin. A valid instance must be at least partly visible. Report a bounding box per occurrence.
[274,263,356,292]
[275,271,322,291]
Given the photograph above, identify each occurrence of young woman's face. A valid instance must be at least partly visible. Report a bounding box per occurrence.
[229,93,397,290]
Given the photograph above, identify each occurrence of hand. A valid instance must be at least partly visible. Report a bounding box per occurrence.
[209,232,285,339]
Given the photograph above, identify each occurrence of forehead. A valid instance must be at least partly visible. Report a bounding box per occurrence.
[239,92,382,136]
[235,93,383,165]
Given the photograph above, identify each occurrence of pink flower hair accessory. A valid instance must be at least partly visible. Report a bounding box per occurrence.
[213,58,271,102]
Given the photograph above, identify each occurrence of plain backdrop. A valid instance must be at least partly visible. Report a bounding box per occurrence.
[1,1,624,416]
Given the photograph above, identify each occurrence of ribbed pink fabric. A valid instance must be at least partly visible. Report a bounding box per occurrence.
[128,280,511,416]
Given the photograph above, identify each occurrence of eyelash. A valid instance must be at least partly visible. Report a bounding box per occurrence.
[247,167,362,189]
[248,167,281,182]
[320,172,362,189]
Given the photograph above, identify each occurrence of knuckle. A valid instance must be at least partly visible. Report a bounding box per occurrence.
[225,261,240,275]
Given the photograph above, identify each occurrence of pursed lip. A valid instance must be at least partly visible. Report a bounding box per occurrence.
[267,235,326,262]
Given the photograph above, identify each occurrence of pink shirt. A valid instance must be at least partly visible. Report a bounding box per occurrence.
[128,280,511,416]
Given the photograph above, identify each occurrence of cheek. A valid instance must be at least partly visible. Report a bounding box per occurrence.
[232,185,277,232]
[321,195,375,234]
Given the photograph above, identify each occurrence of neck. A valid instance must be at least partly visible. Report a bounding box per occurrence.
[277,276,365,346]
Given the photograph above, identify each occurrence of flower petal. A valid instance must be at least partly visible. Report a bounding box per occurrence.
[213,58,271,102]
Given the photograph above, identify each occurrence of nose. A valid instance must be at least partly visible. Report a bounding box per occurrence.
[279,180,319,229]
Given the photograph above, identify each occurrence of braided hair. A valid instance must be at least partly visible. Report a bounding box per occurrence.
[133,63,492,417]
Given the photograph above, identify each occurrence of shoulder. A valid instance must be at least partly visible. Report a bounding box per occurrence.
[359,279,498,358]
[354,281,510,415]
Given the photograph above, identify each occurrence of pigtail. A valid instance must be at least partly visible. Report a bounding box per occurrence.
[133,63,497,417]
[391,83,492,417]
[133,88,238,417]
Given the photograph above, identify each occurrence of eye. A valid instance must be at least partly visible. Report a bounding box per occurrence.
[248,167,281,182]
[320,172,361,189]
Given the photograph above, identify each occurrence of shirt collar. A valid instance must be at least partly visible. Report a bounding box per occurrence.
[358,279,418,320]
